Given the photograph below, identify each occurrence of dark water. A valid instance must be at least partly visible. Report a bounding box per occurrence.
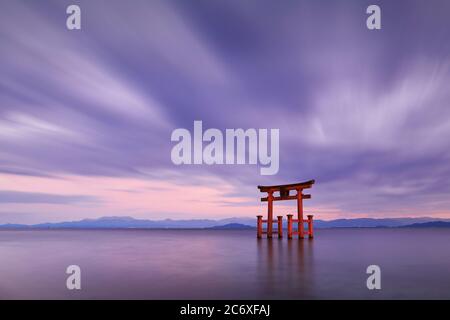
[0,229,449,299]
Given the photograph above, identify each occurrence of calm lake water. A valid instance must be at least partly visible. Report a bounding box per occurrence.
[0,229,449,299]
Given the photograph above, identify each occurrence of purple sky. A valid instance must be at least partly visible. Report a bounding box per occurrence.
[1,0,450,223]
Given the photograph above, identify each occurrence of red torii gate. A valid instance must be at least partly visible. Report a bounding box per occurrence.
[257,180,315,239]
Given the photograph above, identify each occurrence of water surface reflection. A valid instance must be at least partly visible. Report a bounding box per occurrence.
[1,229,450,299]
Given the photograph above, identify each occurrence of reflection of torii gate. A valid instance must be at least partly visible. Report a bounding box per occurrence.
[257,180,315,239]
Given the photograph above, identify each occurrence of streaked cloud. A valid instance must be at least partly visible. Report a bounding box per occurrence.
[0,0,449,222]
[0,190,98,204]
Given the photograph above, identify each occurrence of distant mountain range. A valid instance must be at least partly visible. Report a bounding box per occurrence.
[208,223,255,230]
[1,216,450,229]
[314,217,450,228]
[398,221,450,228]
[0,216,257,229]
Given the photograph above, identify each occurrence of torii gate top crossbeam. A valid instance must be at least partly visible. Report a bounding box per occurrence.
[257,180,315,192]
[257,180,315,202]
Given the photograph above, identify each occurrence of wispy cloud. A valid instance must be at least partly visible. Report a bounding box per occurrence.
[0,0,450,222]
[0,190,98,204]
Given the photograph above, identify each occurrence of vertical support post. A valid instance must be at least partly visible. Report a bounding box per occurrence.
[277,216,283,238]
[267,191,274,238]
[297,188,304,239]
[307,215,314,239]
[287,214,293,239]
[257,215,263,238]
